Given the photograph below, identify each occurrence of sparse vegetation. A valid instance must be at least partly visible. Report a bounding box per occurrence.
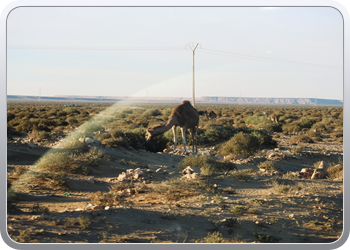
[6,102,343,244]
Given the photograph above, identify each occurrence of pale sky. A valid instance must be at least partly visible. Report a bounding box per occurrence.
[6,6,343,100]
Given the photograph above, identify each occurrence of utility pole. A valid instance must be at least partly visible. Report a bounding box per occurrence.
[187,42,200,107]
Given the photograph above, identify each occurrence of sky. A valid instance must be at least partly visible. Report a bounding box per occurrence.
[6,6,344,100]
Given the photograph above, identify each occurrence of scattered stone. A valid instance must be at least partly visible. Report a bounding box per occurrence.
[300,168,314,179]
[182,166,201,175]
[163,148,173,153]
[87,178,95,184]
[268,153,276,159]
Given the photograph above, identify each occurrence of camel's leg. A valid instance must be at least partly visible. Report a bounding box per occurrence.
[172,126,177,151]
[194,128,198,153]
[180,127,187,152]
[190,128,197,154]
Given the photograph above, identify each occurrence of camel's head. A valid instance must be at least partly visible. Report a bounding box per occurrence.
[145,128,154,141]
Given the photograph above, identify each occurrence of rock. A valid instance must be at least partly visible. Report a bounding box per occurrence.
[268,153,276,159]
[182,166,201,175]
[234,154,246,160]
[182,172,198,180]
[300,168,314,179]
[289,214,294,218]
[84,138,101,145]
[87,178,95,184]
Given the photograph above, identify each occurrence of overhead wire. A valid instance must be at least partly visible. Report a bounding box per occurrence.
[7,44,342,70]
[198,48,343,70]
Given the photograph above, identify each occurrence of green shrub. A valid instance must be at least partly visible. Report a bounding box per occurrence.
[143,108,161,117]
[282,123,301,133]
[63,107,80,115]
[219,132,260,157]
[245,115,267,125]
[256,122,282,132]
[200,126,236,143]
[35,152,72,173]
[299,118,316,128]
[203,231,224,243]
[15,121,32,133]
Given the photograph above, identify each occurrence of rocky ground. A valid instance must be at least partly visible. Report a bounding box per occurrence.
[6,131,343,244]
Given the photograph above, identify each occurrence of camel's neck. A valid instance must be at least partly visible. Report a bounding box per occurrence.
[151,118,176,136]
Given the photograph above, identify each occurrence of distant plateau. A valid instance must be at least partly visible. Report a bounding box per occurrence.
[7,95,343,105]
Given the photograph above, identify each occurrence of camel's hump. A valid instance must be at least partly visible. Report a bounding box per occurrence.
[182,100,191,105]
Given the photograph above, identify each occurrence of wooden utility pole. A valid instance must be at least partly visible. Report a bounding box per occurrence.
[187,43,200,107]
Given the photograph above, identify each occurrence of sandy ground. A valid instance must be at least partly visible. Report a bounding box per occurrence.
[7,132,343,244]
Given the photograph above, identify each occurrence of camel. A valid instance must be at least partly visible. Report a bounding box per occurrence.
[204,110,217,120]
[263,112,278,123]
[145,100,199,153]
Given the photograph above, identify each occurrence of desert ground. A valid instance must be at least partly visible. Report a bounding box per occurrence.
[6,101,343,243]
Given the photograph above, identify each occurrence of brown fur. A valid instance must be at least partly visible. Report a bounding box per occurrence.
[264,112,278,123]
[205,111,217,120]
[146,101,199,153]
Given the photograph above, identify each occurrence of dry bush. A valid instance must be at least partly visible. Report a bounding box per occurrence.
[257,160,277,171]
[229,169,254,182]
[178,154,235,176]
[31,172,68,190]
[282,123,301,133]
[289,135,314,145]
[151,177,216,201]
[28,130,52,142]
[326,164,343,181]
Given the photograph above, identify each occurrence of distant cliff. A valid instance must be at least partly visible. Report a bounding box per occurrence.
[7,95,343,105]
[196,96,343,105]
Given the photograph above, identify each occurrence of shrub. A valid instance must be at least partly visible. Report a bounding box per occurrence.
[257,161,277,171]
[282,123,301,133]
[66,117,78,124]
[299,118,316,128]
[143,108,161,117]
[245,115,267,125]
[229,205,245,215]
[199,126,236,143]
[326,163,343,181]
[291,145,304,155]
[256,122,282,132]
[7,112,16,122]
[289,135,313,145]
[63,107,80,115]
[203,231,224,243]
[219,132,260,157]
[178,155,235,176]
[229,169,253,181]
[35,152,72,173]
[28,130,52,142]
[15,121,32,133]
[311,122,327,132]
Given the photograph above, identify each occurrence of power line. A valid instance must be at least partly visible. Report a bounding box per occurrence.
[8,44,342,69]
[199,48,342,70]
[7,45,186,51]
